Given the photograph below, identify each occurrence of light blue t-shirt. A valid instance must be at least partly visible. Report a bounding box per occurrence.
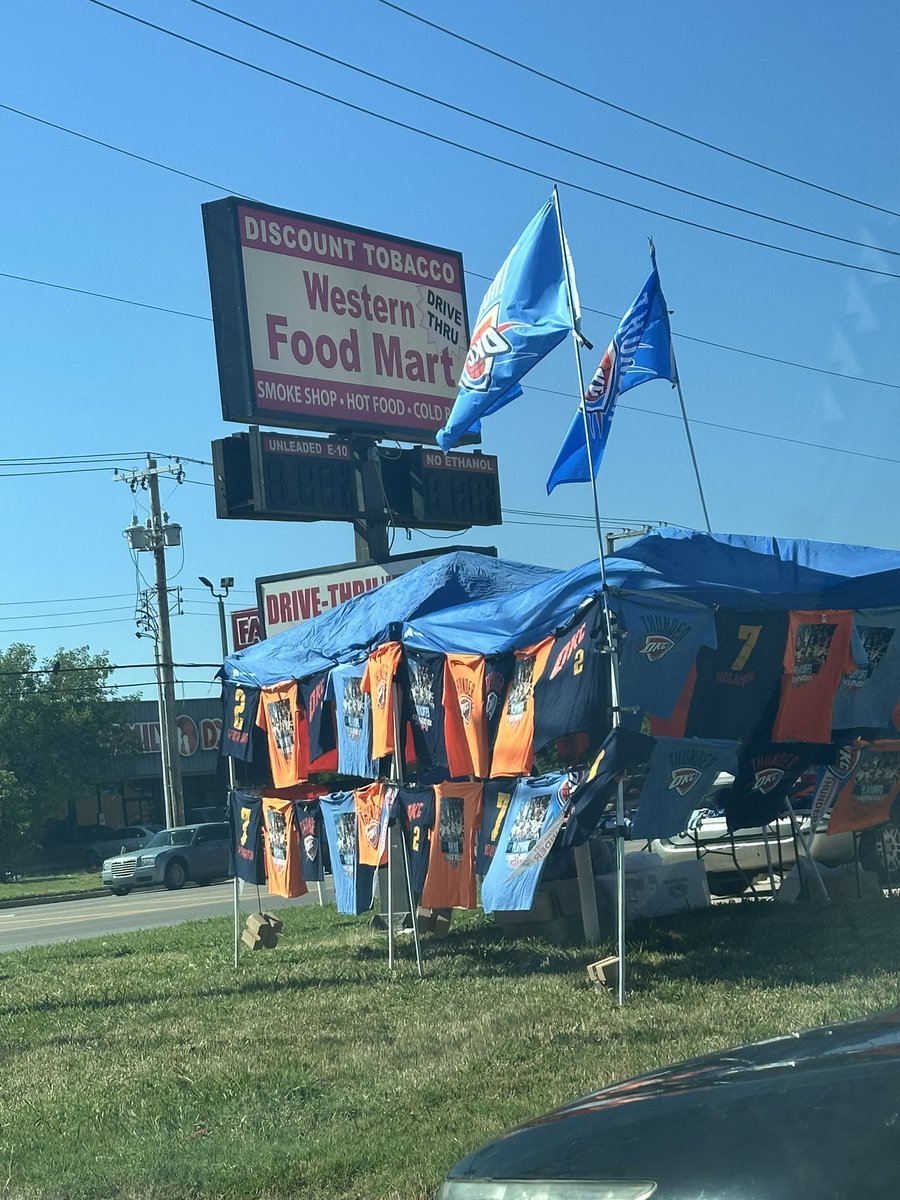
[327,662,376,778]
[481,774,568,912]
[319,791,376,916]
[631,736,739,841]
[614,595,717,719]
[832,609,900,731]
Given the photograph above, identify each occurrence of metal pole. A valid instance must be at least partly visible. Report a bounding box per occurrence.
[784,797,830,902]
[147,457,185,826]
[670,351,712,534]
[553,186,623,998]
[651,243,711,534]
[762,825,777,894]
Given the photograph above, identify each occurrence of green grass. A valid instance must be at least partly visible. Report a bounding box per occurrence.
[0,869,102,902]
[1,900,899,1200]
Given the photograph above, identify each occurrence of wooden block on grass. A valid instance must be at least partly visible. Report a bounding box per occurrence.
[587,955,619,992]
[260,912,284,934]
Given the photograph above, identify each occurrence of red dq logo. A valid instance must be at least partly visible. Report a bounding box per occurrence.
[177,715,199,757]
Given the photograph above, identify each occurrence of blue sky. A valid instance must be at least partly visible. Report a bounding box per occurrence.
[2,0,899,700]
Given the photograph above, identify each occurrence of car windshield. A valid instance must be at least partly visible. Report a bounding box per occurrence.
[143,829,194,849]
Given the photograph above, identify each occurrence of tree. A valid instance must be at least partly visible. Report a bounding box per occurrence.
[0,644,137,873]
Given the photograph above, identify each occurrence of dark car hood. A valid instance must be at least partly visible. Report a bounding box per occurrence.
[449,1009,900,1198]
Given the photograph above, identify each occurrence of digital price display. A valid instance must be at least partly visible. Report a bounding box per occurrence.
[412,449,501,530]
[256,432,358,520]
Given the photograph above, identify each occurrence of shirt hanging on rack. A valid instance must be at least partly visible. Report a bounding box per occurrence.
[229,791,266,885]
[685,609,788,742]
[772,610,860,743]
[443,653,489,778]
[403,649,449,770]
[261,794,308,899]
[361,641,403,759]
[491,639,554,777]
[533,599,608,751]
[299,670,338,770]
[421,781,483,910]
[293,799,325,882]
[832,609,900,732]
[354,781,390,868]
[481,774,569,912]
[327,663,376,778]
[221,682,260,762]
[319,791,378,916]
[394,783,436,894]
[256,681,308,788]
[476,778,517,876]
[613,595,717,721]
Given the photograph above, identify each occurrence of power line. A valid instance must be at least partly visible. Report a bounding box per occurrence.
[0,605,135,622]
[84,0,900,280]
[184,0,899,260]
[0,268,210,320]
[0,593,134,607]
[378,0,900,222]
[5,100,900,396]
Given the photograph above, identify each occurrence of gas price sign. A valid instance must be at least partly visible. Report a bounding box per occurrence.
[411,449,501,529]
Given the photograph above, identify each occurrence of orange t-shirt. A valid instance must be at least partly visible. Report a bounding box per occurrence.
[261,794,308,899]
[828,740,900,834]
[354,782,390,868]
[772,611,858,743]
[361,642,403,759]
[421,781,483,909]
[256,681,309,788]
[491,640,554,777]
[443,654,488,777]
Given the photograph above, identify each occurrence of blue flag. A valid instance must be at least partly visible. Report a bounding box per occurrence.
[546,260,675,493]
[436,199,573,452]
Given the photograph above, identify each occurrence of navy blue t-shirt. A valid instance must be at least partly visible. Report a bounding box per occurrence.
[403,650,448,770]
[293,799,325,883]
[230,790,266,884]
[299,671,336,763]
[394,784,436,894]
[476,778,517,876]
[533,599,608,750]
[222,683,260,762]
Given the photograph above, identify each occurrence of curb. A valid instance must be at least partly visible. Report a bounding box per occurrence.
[0,888,109,911]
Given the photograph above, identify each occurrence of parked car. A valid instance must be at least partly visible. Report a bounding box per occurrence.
[438,1008,900,1199]
[83,824,161,871]
[100,823,231,895]
[626,775,899,895]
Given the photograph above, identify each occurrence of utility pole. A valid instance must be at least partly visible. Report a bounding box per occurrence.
[146,459,184,826]
[117,455,186,827]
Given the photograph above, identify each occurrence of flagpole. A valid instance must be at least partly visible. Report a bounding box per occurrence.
[651,241,712,533]
[553,185,627,1005]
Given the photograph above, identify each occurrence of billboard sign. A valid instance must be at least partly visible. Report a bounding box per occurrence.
[202,198,471,445]
[257,545,497,639]
[231,607,262,651]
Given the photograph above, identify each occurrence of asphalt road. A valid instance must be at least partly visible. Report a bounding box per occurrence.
[0,878,335,953]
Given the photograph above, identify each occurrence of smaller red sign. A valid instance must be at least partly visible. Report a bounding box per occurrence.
[231,607,262,651]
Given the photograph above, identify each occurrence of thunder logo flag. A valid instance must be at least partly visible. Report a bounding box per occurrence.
[546,257,675,493]
[436,198,573,452]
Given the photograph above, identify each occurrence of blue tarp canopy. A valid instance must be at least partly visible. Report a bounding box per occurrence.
[403,528,900,653]
[223,529,900,683]
[222,551,558,686]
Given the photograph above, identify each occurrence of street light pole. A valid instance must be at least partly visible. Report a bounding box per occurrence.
[200,575,239,968]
